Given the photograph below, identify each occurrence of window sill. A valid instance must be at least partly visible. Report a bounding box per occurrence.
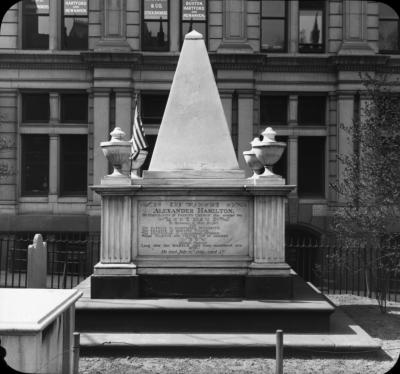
[57,196,87,203]
[19,196,48,202]
[298,198,326,204]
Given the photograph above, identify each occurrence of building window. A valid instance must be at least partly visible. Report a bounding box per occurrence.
[260,95,288,126]
[181,0,207,45]
[298,96,326,126]
[141,93,168,124]
[60,93,88,123]
[299,0,324,53]
[298,137,325,197]
[142,0,169,51]
[22,0,50,49]
[21,135,49,196]
[62,0,88,50]
[261,0,287,52]
[273,136,287,180]
[60,135,87,196]
[22,93,50,122]
[379,3,399,53]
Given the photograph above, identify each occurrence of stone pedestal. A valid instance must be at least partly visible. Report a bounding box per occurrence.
[91,179,294,299]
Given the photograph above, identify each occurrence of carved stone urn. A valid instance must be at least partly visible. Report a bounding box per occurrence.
[131,149,148,178]
[100,127,132,183]
[244,127,286,179]
[243,150,265,178]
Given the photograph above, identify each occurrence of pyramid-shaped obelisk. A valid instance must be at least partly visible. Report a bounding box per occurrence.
[148,30,241,176]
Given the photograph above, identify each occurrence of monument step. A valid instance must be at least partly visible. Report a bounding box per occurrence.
[75,275,334,334]
[78,303,381,353]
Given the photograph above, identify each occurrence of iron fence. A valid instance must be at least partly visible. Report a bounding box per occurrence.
[0,232,100,289]
[1,232,399,302]
[285,237,400,302]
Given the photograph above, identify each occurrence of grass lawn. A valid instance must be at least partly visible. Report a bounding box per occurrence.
[79,294,400,373]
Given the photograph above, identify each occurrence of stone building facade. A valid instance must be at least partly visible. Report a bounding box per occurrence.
[0,0,399,239]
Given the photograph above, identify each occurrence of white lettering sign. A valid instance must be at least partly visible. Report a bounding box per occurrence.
[182,0,206,20]
[144,0,168,20]
[64,0,88,16]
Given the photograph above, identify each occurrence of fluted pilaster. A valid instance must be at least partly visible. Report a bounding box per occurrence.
[101,195,132,263]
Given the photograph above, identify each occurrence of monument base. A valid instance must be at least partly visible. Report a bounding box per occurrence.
[90,274,293,300]
[91,275,139,299]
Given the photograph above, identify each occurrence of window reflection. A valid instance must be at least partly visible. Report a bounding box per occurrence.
[299,0,324,53]
[261,0,286,52]
[143,19,169,51]
[62,0,88,50]
[261,19,285,51]
[22,0,49,49]
[379,3,399,52]
[142,0,169,51]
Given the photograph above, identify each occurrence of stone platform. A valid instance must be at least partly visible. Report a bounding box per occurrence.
[74,276,381,353]
[76,275,334,334]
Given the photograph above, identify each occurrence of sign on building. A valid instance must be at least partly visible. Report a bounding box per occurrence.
[64,0,88,16]
[182,0,206,20]
[24,0,49,14]
[144,0,168,20]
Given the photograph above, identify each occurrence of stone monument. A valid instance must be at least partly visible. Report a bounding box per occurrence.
[91,30,294,299]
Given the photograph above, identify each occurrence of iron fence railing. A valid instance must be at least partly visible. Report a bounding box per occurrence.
[1,232,399,302]
[0,232,100,289]
[285,237,400,302]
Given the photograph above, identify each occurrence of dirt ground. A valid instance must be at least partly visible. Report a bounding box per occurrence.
[79,294,400,374]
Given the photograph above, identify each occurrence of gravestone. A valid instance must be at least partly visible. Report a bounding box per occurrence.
[27,234,47,288]
[91,30,294,299]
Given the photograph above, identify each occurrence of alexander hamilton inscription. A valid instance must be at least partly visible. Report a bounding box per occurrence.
[138,200,249,256]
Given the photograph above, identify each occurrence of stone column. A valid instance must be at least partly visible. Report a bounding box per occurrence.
[288,0,299,53]
[49,0,60,50]
[337,92,354,200]
[338,0,374,55]
[48,92,60,204]
[92,88,110,203]
[250,195,290,275]
[170,0,180,52]
[48,134,59,204]
[287,136,299,223]
[238,91,254,175]
[49,92,59,124]
[288,95,298,127]
[115,88,132,137]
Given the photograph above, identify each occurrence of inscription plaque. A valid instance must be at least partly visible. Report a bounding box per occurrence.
[138,200,249,256]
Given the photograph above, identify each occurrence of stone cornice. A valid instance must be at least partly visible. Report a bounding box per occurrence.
[1,51,400,73]
[0,53,87,69]
[330,55,390,72]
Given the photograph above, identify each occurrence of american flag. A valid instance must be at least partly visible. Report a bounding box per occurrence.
[130,97,148,161]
